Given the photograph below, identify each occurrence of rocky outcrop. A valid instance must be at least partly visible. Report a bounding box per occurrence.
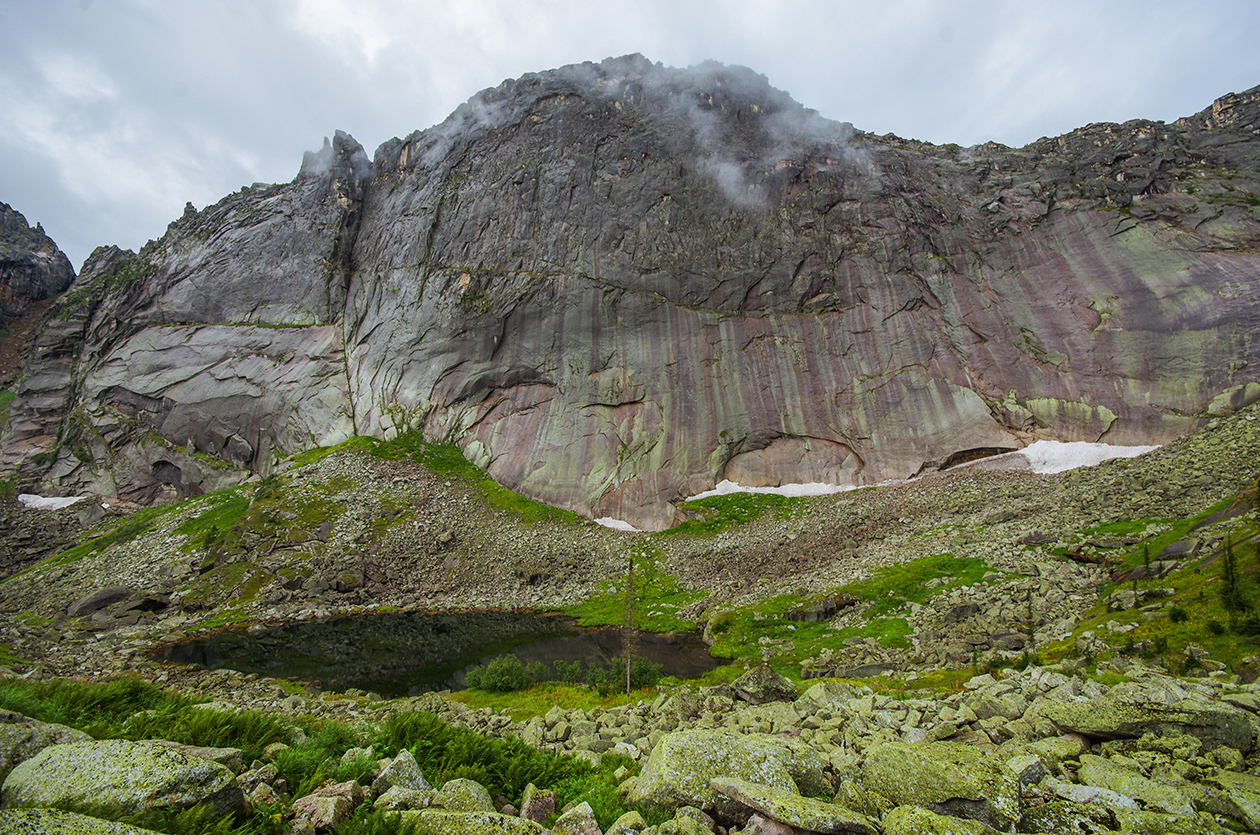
[0,202,74,328]
[6,58,1260,527]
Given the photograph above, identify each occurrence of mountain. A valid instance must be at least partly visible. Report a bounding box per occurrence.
[3,55,1259,529]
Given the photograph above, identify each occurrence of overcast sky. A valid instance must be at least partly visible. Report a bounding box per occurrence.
[2,0,1257,271]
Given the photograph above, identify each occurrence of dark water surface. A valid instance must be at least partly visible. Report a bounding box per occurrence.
[159,609,721,697]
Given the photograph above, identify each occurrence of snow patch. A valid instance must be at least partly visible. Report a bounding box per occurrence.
[679,442,1159,503]
[687,479,858,502]
[18,493,87,510]
[1015,440,1159,474]
[595,517,641,532]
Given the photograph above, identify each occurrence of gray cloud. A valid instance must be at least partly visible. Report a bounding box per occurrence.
[1,0,1257,270]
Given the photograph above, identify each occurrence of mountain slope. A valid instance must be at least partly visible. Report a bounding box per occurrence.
[4,56,1259,528]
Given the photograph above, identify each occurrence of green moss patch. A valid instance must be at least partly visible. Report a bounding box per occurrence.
[664,492,808,536]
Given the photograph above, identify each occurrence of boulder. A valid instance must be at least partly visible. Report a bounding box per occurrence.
[519,783,556,823]
[291,780,364,832]
[0,710,92,782]
[1020,799,1117,835]
[0,739,244,816]
[709,777,879,834]
[880,805,999,834]
[732,666,799,705]
[551,801,601,835]
[1075,754,1195,816]
[1036,698,1253,753]
[66,587,132,617]
[0,808,162,834]
[621,730,802,813]
[859,741,1020,831]
[606,810,648,835]
[143,739,243,774]
[435,777,495,813]
[1207,770,1260,831]
[372,748,430,794]
[373,786,435,811]
[399,809,545,834]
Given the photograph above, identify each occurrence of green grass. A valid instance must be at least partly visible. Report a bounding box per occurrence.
[663,491,808,536]
[704,553,993,679]
[290,433,584,526]
[1056,477,1260,674]
[0,388,15,428]
[0,674,659,833]
[565,544,707,633]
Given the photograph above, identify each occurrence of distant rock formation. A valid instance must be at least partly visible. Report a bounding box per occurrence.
[4,57,1260,527]
[0,202,74,326]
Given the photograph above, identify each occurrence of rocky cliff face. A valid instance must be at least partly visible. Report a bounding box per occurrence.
[0,203,75,331]
[5,56,1260,527]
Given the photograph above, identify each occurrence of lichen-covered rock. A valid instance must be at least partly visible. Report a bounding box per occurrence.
[373,785,435,811]
[1206,770,1260,830]
[291,780,364,832]
[621,730,801,812]
[859,741,1020,831]
[1036,698,1253,753]
[1019,798,1117,835]
[731,665,798,705]
[0,739,244,816]
[710,777,879,834]
[551,800,601,835]
[372,748,430,794]
[399,809,545,834]
[1076,754,1195,817]
[519,782,555,823]
[0,808,162,834]
[0,710,92,782]
[606,809,648,835]
[879,805,999,835]
[435,777,495,813]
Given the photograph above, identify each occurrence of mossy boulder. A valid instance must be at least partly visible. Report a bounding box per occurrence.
[1035,699,1253,753]
[399,809,545,834]
[0,710,92,782]
[621,730,802,813]
[880,805,1000,834]
[710,777,879,834]
[859,741,1020,831]
[0,739,244,816]
[435,778,494,813]
[1207,770,1260,830]
[1076,754,1195,816]
[0,808,163,834]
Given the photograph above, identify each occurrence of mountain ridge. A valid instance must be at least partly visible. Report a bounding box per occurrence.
[3,57,1259,529]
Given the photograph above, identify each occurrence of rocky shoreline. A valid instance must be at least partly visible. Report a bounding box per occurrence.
[5,658,1260,833]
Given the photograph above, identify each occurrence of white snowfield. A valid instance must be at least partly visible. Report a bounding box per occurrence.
[1010,440,1159,474]
[597,441,1160,532]
[17,494,87,510]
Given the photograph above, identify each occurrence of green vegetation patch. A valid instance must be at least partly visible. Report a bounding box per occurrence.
[665,491,808,536]
[566,544,707,633]
[1,674,663,834]
[0,388,15,427]
[1056,477,1260,675]
[291,433,584,526]
[706,553,992,679]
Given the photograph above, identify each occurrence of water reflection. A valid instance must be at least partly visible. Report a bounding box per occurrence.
[159,609,720,697]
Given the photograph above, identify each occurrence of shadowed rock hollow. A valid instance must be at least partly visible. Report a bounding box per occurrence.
[4,56,1260,529]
